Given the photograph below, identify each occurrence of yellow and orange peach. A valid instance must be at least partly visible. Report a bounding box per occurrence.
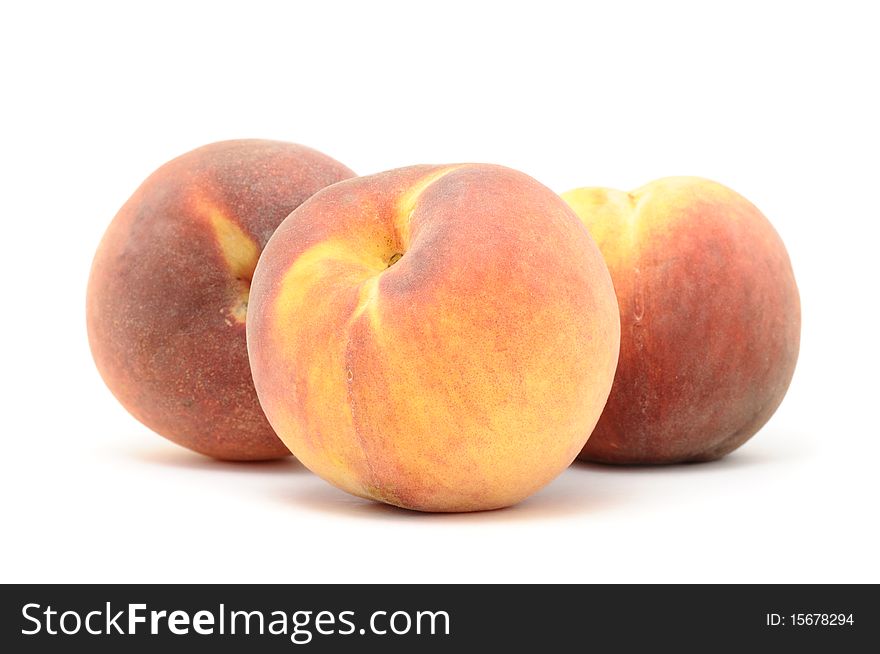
[247,164,621,511]
[563,177,800,464]
[87,139,354,460]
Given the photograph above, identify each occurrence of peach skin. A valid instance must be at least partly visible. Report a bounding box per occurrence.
[87,139,355,460]
[247,164,621,511]
[563,177,800,464]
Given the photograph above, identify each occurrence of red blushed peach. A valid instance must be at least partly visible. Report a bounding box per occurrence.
[247,164,621,511]
[87,139,355,460]
[563,177,800,464]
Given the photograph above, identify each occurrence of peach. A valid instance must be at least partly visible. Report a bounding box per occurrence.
[87,139,355,460]
[562,177,800,464]
[247,164,620,511]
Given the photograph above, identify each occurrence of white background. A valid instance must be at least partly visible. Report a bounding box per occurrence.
[2,1,878,583]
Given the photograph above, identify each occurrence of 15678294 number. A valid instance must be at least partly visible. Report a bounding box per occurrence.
[765,613,854,627]
[792,614,853,626]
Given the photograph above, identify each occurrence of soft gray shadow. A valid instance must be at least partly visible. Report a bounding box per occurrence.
[279,466,623,523]
[122,430,810,520]
[572,432,811,476]
[123,443,307,476]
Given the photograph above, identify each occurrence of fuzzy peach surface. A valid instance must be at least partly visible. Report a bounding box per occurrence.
[563,177,801,464]
[247,164,621,511]
[87,139,355,460]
